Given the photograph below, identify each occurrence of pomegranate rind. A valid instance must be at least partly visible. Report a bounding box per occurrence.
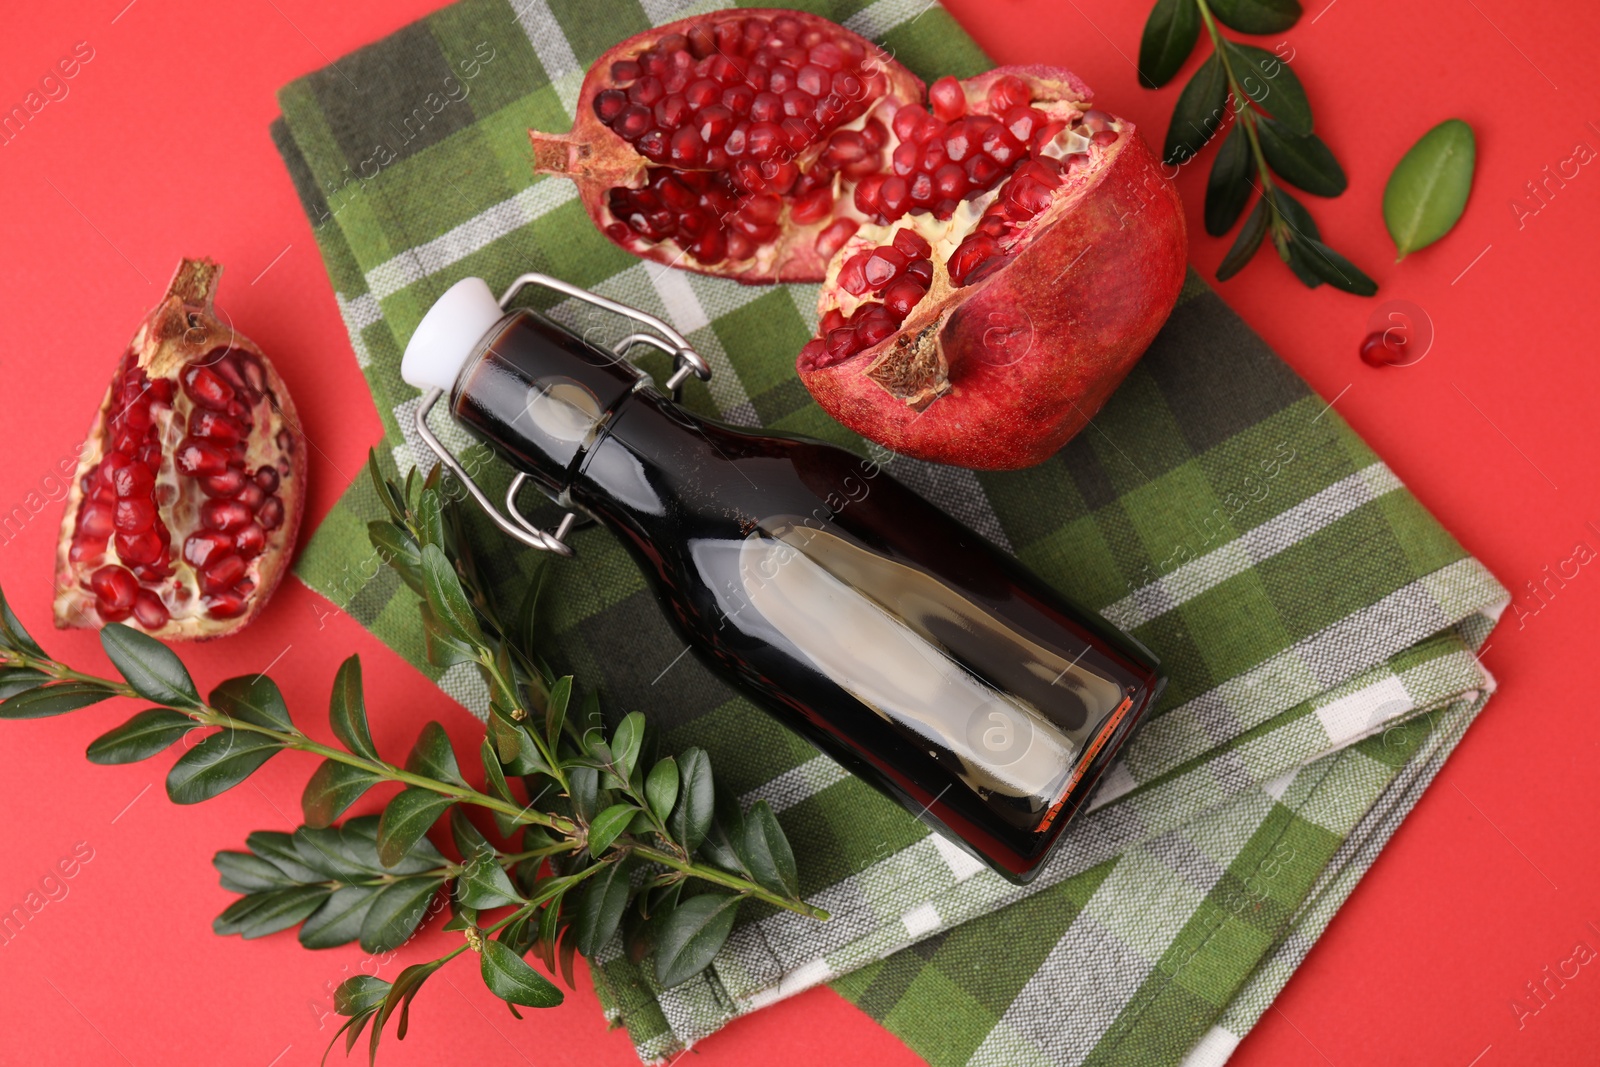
[53,259,308,640]
[798,74,1187,470]
[528,8,926,284]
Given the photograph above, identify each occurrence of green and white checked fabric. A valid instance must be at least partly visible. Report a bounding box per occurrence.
[270,2,1509,1064]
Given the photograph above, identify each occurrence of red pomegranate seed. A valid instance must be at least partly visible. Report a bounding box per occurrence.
[595,89,628,122]
[855,305,898,347]
[981,125,1022,166]
[934,163,969,199]
[692,228,728,264]
[202,499,252,531]
[698,105,735,144]
[205,590,250,619]
[809,42,845,71]
[108,462,154,499]
[863,246,908,289]
[746,121,784,158]
[796,65,827,97]
[199,469,247,497]
[987,75,1030,113]
[792,187,835,224]
[798,339,828,368]
[200,555,246,596]
[638,129,670,162]
[257,497,285,532]
[1032,121,1068,151]
[190,409,244,444]
[654,94,690,129]
[930,76,966,122]
[184,530,233,568]
[611,60,640,83]
[879,176,910,219]
[892,106,921,142]
[908,171,934,205]
[132,590,170,630]
[768,67,793,94]
[826,327,858,357]
[176,438,229,476]
[860,119,888,151]
[183,366,234,410]
[113,498,157,533]
[90,565,138,611]
[948,235,1000,286]
[1005,106,1047,143]
[1080,109,1113,134]
[78,502,115,540]
[115,529,164,567]
[815,218,859,258]
[670,125,706,164]
[685,77,720,108]
[838,253,871,295]
[892,229,932,259]
[891,141,918,177]
[1092,129,1119,147]
[821,307,847,334]
[235,523,267,559]
[630,76,665,106]
[726,230,755,261]
[882,278,926,320]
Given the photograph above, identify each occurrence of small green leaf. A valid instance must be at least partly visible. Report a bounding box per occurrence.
[369,521,424,596]
[573,859,633,957]
[654,893,740,988]
[645,758,679,825]
[328,656,379,760]
[0,668,48,701]
[587,803,636,858]
[420,604,475,669]
[1224,41,1312,135]
[376,788,455,868]
[1384,118,1476,260]
[567,766,599,822]
[1298,237,1380,295]
[301,759,383,829]
[458,854,524,909]
[413,489,446,551]
[301,886,381,949]
[481,738,512,804]
[359,876,445,953]
[86,709,193,764]
[370,957,444,1056]
[167,730,283,804]
[1138,0,1200,89]
[0,681,113,720]
[420,544,482,645]
[451,808,495,861]
[335,973,391,1016]
[292,825,384,882]
[214,850,297,893]
[210,675,293,731]
[545,675,571,751]
[1208,0,1302,34]
[366,450,406,523]
[1256,117,1347,196]
[246,830,324,883]
[736,800,799,899]
[668,748,715,853]
[405,722,467,787]
[1205,122,1254,236]
[610,712,646,781]
[214,886,330,939]
[1164,53,1230,167]
[480,939,564,1007]
[100,623,199,707]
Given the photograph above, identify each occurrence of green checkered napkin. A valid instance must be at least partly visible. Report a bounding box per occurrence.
[271,2,1509,1064]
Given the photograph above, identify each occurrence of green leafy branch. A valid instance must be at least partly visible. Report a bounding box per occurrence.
[1140,0,1377,294]
[0,453,826,1065]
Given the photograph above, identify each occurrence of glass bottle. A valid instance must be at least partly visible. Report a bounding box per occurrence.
[402,275,1163,883]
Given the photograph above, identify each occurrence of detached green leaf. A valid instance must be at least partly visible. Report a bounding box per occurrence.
[1209,0,1302,34]
[86,708,193,764]
[359,876,445,953]
[214,886,330,939]
[573,858,633,957]
[301,759,383,829]
[1224,41,1312,135]
[335,973,391,1016]
[481,939,564,1007]
[458,854,523,909]
[1256,117,1347,196]
[167,730,283,804]
[0,681,113,720]
[1205,122,1254,236]
[420,544,482,645]
[587,803,636,858]
[328,656,379,760]
[645,758,680,825]
[736,800,799,899]
[376,788,454,868]
[302,886,381,949]
[1138,0,1200,89]
[654,893,740,988]
[1164,53,1230,167]
[405,722,467,787]
[1384,118,1476,260]
[668,748,715,853]
[210,675,293,731]
[100,623,199,707]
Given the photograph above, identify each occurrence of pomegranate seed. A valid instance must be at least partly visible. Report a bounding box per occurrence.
[687,24,715,59]
[855,306,898,347]
[722,85,754,114]
[791,187,834,224]
[669,125,706,164]
[879,176,910,220]
[654,94,690,129]
[981,125,1022,166]
[132,590,170,630]
[113,498,157,534]
[109,462,154,499]
[815,218,859,259]
[190,409,244,444]
[767,67,793,95]
[920,138,948,173]
[820,308,847,334]
[892,106,922,142]
[235,523,267,559]
[205,591,250,620]
[90,565,138,612]
[1033,121,1068,151]
[822,130,867,165]
[183,366,234,410]
[863,247,907,289]
[746,121,784,159]
[79,502,115,539]
[838,253,871,296]
[797,339,829,369]
[892,229,932,259]
[908,171,934,205]
[257,497,285,532]
[1092,129,1119,147]
[1360,331,1407,366]
[809,42,845,71]
[176,438,230,476]
[1005,177,1054,216]
[638,129,670,163]
[750,91,782,122]
[1005,106,1047,143]
[930,77,966,122]
[892,141,919,177]
[1080,109,1114,134]
[826,327,859,357]
[184,530,234,568]
[966,154,1003,188]
[595,89,628,123]
[611,60,640,84]
[69,538,108,564]
[765,160,799,194]
[987,74,1030,113]
[882,278,926,320]
[685,77,720,108]
[933,163,969,199]
[201,469,248,498]
[630,76,665,106]
[948,235,1000,286]
[616,105,652,140]
[115,529,164,567]
[691,228,728,264]
[201,499,251,531]
[199,554,246,596]
[698,105,734,144]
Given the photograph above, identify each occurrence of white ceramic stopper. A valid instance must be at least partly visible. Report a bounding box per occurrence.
[401,276,505,393]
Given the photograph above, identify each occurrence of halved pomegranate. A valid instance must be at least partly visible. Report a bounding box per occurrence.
[530,11,1186,469]
[54,259,306,639]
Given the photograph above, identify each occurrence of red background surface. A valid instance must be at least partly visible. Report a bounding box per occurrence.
[1,1,1596,1064]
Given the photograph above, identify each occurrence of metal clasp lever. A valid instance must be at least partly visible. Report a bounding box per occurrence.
[411,272,713,557]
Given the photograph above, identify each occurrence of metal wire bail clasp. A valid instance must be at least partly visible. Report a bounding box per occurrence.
[411,272,713,558]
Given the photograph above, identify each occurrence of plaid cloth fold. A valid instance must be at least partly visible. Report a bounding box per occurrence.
[271,2,1508,1064]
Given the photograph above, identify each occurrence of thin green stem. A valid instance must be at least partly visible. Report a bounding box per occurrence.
[631,844,831,920]
[1194,0,1283,236]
